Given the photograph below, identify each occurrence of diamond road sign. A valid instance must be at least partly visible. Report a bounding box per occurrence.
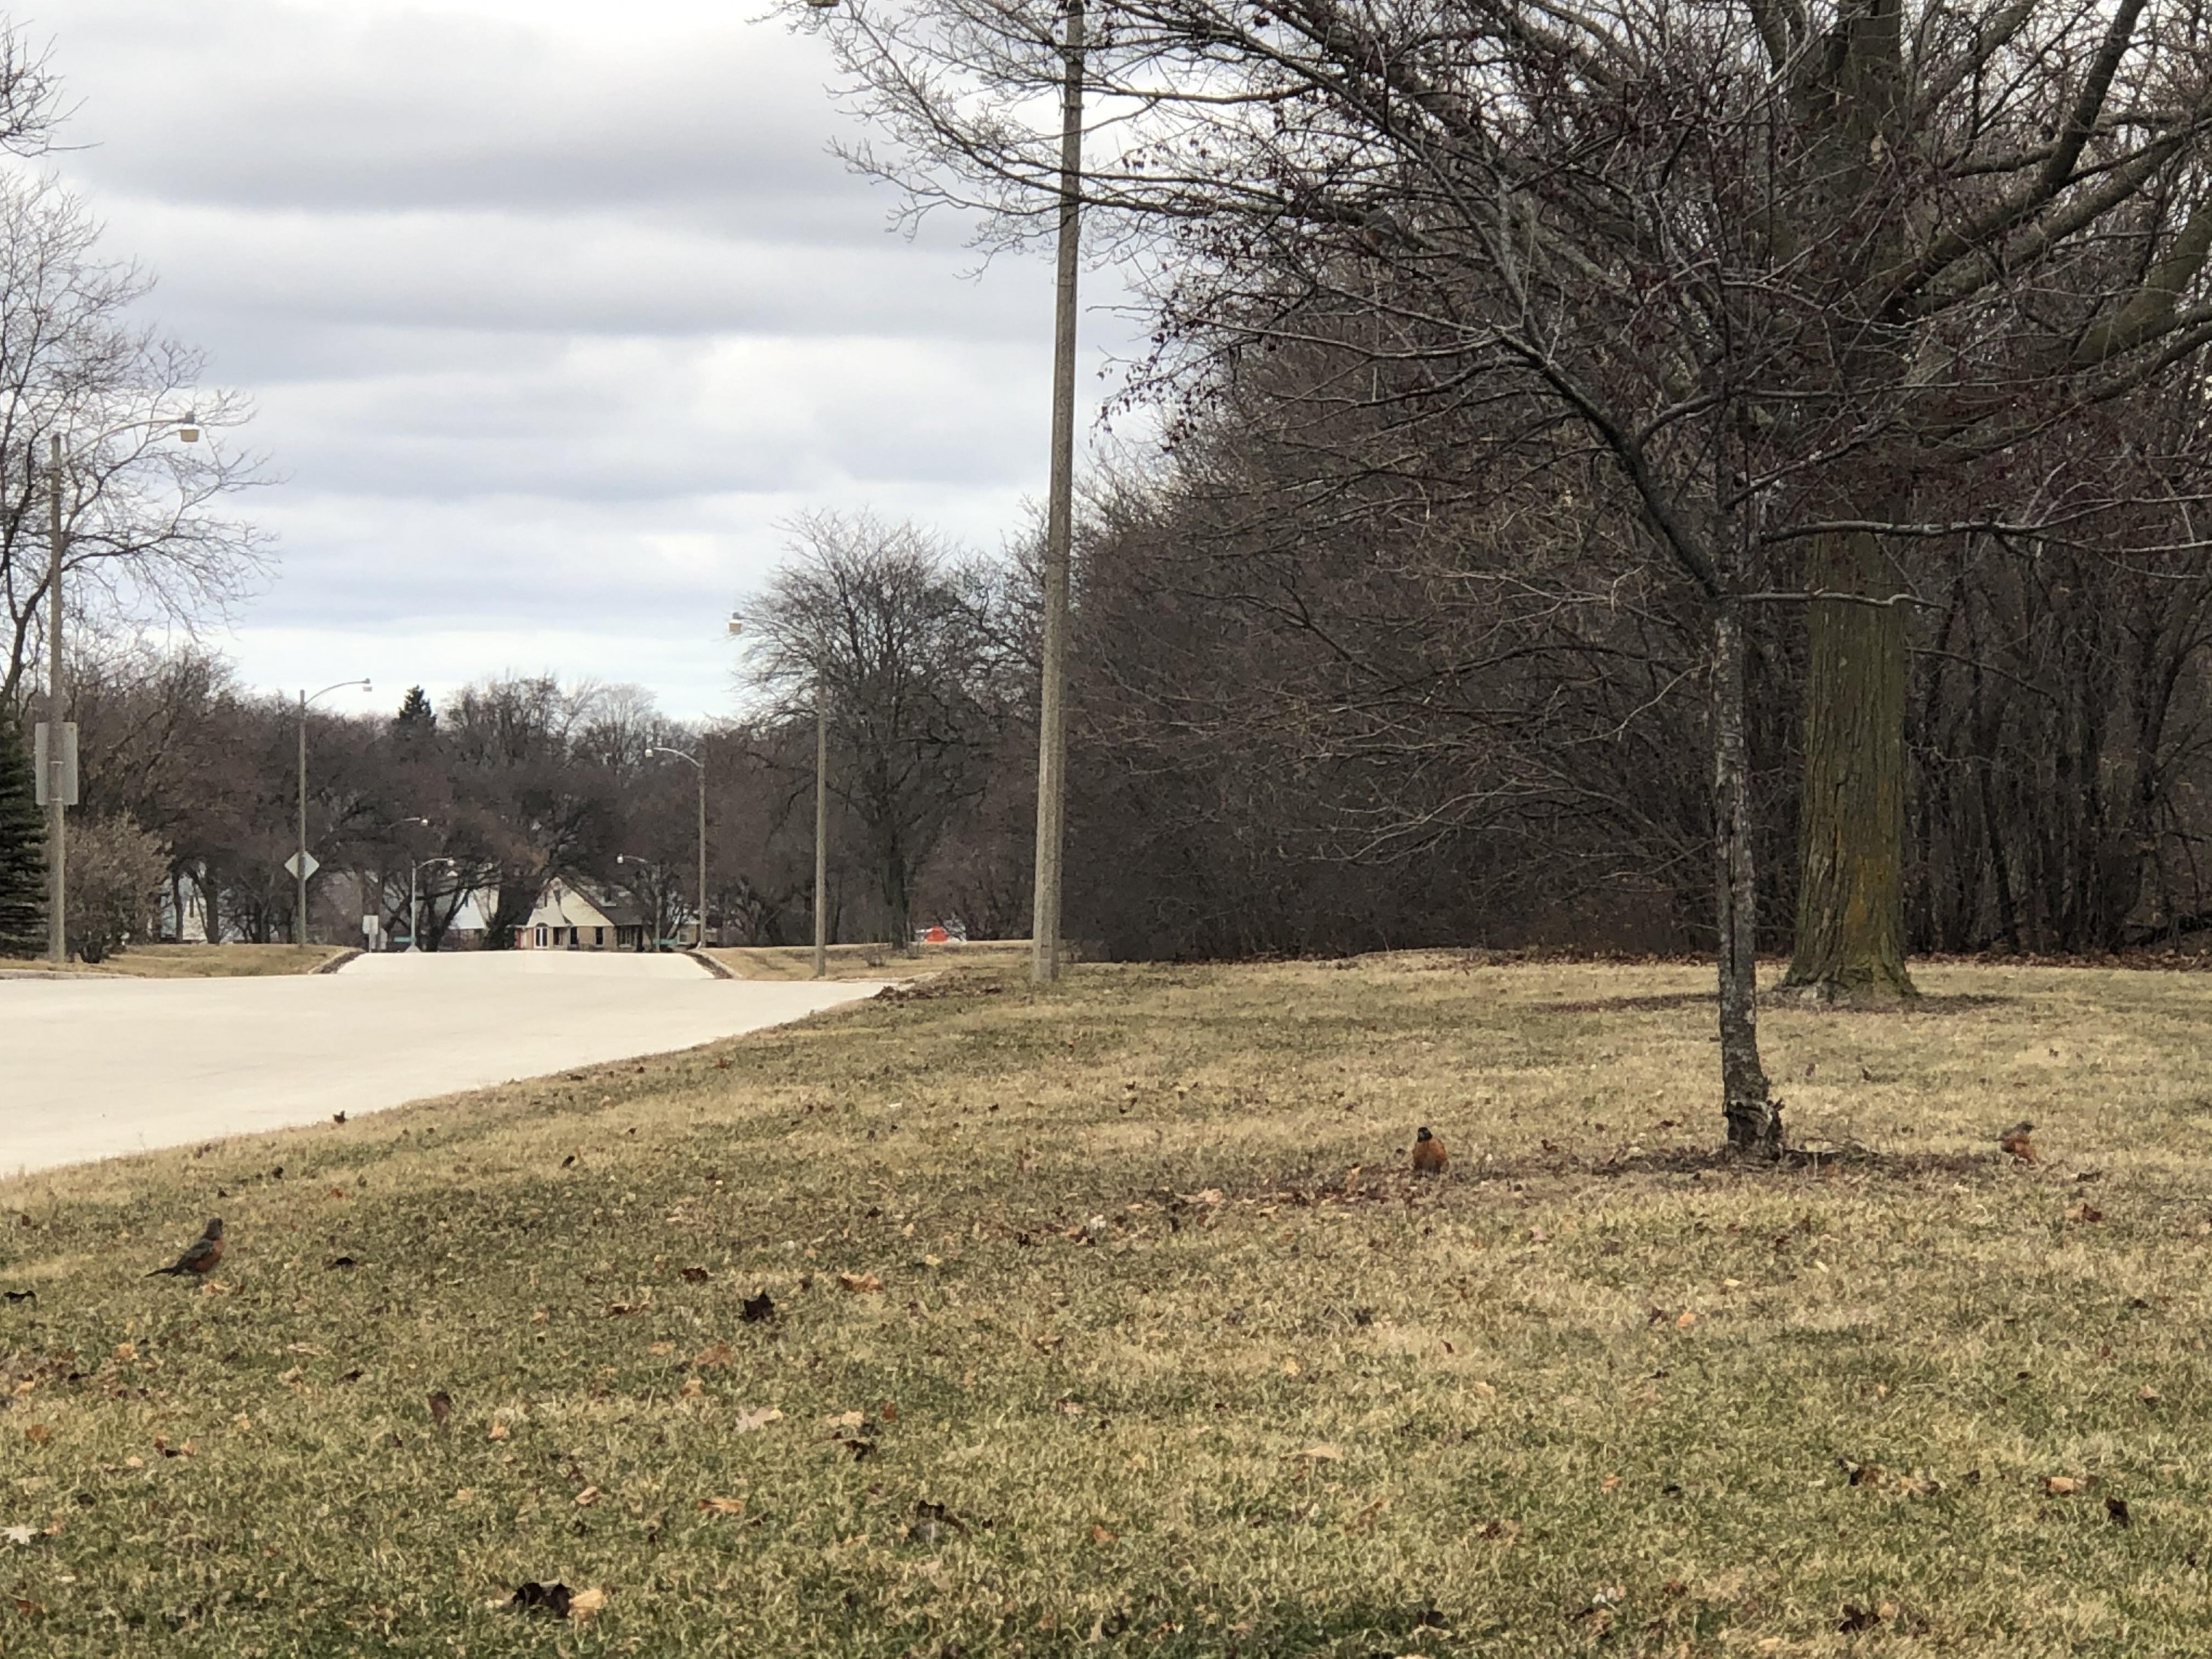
[283,850,320,881]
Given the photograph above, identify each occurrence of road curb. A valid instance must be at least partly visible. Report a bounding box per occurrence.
[316,948,365,975]
[684,950,734,980]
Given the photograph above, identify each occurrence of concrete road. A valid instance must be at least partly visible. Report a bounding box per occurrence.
[0,951,884,1175]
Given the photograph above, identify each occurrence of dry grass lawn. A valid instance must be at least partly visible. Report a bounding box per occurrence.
[709,941,1033,981]
[0,944,347,979]
[3,955,2212,1656]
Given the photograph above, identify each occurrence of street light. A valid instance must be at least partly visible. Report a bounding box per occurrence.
[409,855,454,953]
[39,412,202,965]
[646,744,707,948]
[294,678,373,945]
[615,853,668,950]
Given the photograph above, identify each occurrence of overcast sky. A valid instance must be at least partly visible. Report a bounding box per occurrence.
[28,0,1127,722]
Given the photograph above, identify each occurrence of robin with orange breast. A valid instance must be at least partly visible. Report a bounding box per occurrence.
[1998,1122,2037,1165]
[1412,1127,1448,1175]
[147,1219,225,1277]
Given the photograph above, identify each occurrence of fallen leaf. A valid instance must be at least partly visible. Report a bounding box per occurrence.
[574,1485,601,1507]
[679,1267,709,1284]
[1675,1309,1698,1329]
[427,1391,452,1428]
[1090,1524,1119,1544]
[113,1342,135,1362]
[647,1342,675,1356]
[559,1584,610,1620]
[1600,1473,1621,1492]
[21,1425,49,1445]
[2139,1385,2162,1403]
[2070,1204,2106,1224]
[2042,1475,2081,1495]
[1291,1443,1341,1462]
[1474,1517,1519,1540]
[487,1421,509,1442]
[740,1292,776,1323]
[1,1526,35,1546]
[838,1272,883,1293]
[827,1410,866,1430]
[693,1343,735,1367]
[733,1407,782,1432]
[2107,1494,2132,1526]
[697,1496,747,1515]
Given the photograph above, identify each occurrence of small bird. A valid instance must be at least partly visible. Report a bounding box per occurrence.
[147,1218,225,1277]
[2000,1121,2038,1165]
[1412,1126,1448,1175]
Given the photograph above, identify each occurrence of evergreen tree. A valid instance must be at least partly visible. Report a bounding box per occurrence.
[393,685,435,731]
[0,711,44,954]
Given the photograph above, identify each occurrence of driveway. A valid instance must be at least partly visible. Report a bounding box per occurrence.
[0,951,884,1175]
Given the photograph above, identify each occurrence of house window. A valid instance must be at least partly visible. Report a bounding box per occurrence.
[535,925,547,948]
[594,926,605,946]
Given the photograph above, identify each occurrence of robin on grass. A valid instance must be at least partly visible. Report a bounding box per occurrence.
[1412,1126,1448,1176]
[1999,1122,2038,1165]
[147,1218,225,1278]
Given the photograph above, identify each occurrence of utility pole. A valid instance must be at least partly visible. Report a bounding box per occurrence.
[295,691,308,945]
[1031,0,1084,986]
[293,679,371,946]
[646,744,709,947]
[813,688,829,980]
[44,435,63,966]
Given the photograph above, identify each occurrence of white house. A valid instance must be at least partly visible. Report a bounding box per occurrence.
[512,879,650,951]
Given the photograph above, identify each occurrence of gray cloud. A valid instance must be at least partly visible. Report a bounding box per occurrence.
[28,0,1137,720]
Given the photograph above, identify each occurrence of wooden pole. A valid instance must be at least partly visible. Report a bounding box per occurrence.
[44,435,62,965]
[813,688,829,979]
[1031,0,1084,985]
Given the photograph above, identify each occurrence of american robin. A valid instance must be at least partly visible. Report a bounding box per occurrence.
[1999,1121,2038,1165]
[147,1218,225,1277]
[1412,1126,1448,1175]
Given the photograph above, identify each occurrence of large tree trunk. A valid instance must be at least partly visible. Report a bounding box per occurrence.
[1785,529,1916,1002]
[1713,601,1779,1154]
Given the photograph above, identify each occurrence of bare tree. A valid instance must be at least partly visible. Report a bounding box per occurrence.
[738,512,1017,948]
[0,171,265,706]
[805,0,2212,1145]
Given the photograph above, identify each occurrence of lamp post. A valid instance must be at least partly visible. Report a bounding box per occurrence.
[814,687,829,980]
[42,412,202,964]
[615,853,666,950]
[646,744,706,948]
[294,678,372,945]
[409,855,453,953]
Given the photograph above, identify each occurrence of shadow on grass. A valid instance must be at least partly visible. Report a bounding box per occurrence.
[1539,990,2013,1015]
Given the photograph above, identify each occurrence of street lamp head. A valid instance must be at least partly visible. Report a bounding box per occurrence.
[176,411,200,444]
[726,611,744,637]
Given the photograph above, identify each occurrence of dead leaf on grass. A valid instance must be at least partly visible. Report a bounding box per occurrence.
[698,1494,746,1516]
[2106,1495,2132,1526]
[1090,1524,1119,1544]
[427,1391,452,1428]
[21,1425,48,1445]
[507,1582,571,1618]
[679,1267,709,1284]
[1291,1443,1341,1463]
[487,1421,509,1442]
[1675,1309,1698,1329]
[693,1343,735,1367]
[732,1407,782,1432]
[568,1587,608,1622]
[838,1272,883,1293]
[2139,1385,2162,1403]
[2042,1475,2083,1495]
[573,1485,601,1507]
[740,1292,776,1323]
